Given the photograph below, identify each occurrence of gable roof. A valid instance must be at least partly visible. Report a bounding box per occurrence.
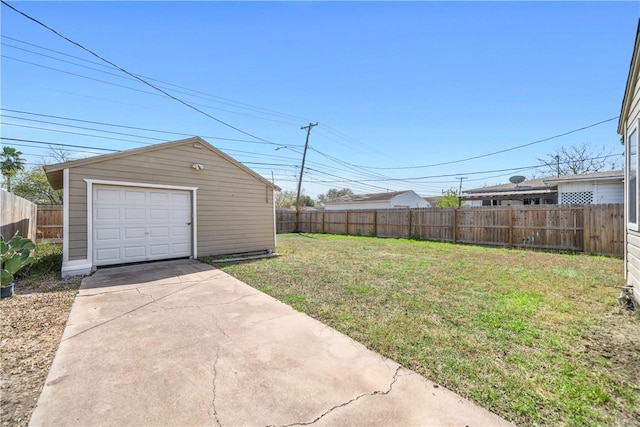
[326,190,413,204]
[618,19,640,135]
[43,136,280,191]
[543,170,624,185]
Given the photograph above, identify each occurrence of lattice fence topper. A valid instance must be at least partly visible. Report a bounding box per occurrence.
[560,191,594,205]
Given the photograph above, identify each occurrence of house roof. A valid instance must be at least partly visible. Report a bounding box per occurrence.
[461,189,556,201]
[326,190,413,204]
[463,177,552,195]
[462,171,624,200]
[543,170,624,184]
[618,19,640,135]
[43,137,280,191]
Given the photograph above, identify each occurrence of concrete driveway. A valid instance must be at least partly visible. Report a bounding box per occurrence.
[30,259,512,427]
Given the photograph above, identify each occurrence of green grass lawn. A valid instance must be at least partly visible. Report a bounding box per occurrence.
[204,234,640,426]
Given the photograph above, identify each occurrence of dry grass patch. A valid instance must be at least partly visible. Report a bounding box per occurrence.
[207,234,640,426]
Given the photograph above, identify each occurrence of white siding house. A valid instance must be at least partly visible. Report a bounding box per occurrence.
[618,20,640,306]
[324,190,431,210]
[543,171,624,205]
[462,178,557,206]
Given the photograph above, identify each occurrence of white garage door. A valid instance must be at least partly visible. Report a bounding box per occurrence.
[93,185,192,266]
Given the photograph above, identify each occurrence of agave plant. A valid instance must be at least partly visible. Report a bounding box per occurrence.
[1,233,36,291]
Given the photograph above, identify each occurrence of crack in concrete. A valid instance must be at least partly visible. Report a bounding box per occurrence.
[210,349,222,427]
[210,292,261,306]
[258,312,296,323]
[197,306,232,342]
[274,366,403,427]
[62,279,208,341]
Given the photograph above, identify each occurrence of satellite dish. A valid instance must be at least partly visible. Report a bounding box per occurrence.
[509,175,526,186]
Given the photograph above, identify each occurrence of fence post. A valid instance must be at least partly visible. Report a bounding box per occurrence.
[583,204,591,254]
[508,206,513,247]
[453,208,457,244]
[408,209,413,238]
[374,210,378,237]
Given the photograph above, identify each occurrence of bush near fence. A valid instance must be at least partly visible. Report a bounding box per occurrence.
[277,204,624,257]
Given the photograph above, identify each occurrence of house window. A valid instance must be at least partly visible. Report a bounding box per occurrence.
[560,191,594,205]
[629,127,638,227]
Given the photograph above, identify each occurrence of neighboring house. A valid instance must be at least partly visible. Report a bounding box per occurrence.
[462,172,624,207]
[544,171,624,205]
[461,178,557,206]
[44,137,280,277]
[324,190,431,210]
[618,19,640,306]
[423,196,442,207]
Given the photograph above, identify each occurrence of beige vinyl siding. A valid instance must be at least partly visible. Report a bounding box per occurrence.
[67,142,275,261]
[625,56,640,302]
[627,231,640,303]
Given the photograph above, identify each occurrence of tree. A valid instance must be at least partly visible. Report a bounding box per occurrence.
[276,191,315,209]
[537,142,622,177]
[12,166,63,205]
[316,188,353,206]
[1,146,26,192]
[437,188,460,208]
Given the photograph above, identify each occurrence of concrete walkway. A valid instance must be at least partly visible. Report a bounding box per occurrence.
[30,259,512,427]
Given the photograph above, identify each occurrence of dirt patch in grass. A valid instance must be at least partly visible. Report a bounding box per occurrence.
[212,233,640,426]
[0,243,81,426]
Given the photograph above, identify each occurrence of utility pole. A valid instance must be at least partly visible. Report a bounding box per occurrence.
[555,155,560,177]
[456,177,467,208]
[295,122,318,232]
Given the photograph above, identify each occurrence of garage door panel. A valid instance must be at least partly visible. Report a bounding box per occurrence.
[93,185,191,266]
[96,208,120,221]
[96,228,120,241]
[96,247,120,263]
[150,209,169,220]
[149,244,170,256]
[124,246,146,258]
[124,190,146,201]
[172,193,189,203]
[95,188,121,201]
[172,209,190,220]
[125,208,147,220]
[150,192,170,202]
[150,227,169,238]
[173,243,190,253]
[124,227,146,239]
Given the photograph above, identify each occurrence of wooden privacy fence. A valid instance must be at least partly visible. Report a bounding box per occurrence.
[37,205,63,243]
[1,190,38,241]
[277,204,624,256]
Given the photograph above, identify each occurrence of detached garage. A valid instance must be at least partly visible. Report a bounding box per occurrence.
[44,137,280,277]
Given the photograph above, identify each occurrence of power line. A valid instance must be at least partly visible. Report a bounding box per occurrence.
[1,137,118,152]
[311,117,620,171]
[1,0,283,146]
[2,34,314,125]
[1,34,381,155]
[1,108,301,146]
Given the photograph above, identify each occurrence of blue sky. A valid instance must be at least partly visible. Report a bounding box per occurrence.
[1,1,638,199]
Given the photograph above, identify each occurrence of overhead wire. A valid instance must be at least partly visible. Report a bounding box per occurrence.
[1,0,286,146]
[2,34,315,124]
[1,108,298,146]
